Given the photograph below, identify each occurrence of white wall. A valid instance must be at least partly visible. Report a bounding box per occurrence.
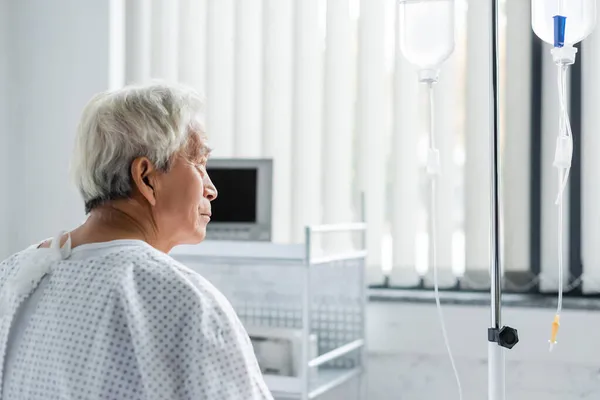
[3,0,122,255]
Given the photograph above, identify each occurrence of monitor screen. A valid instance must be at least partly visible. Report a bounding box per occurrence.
[207,167,258,223]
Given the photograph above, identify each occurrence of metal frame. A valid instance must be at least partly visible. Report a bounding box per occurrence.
[489,1,511,398]
[490,0,502,343]
[172,222,368,400]
[301,222,368,400]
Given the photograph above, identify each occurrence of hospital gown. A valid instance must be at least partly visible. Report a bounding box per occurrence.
[0,239,273,399]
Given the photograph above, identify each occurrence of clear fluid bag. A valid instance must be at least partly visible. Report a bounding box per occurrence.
[532,0,596,46]
[398,0,455,70]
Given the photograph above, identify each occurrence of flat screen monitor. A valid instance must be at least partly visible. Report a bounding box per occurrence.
[205,158,272,241]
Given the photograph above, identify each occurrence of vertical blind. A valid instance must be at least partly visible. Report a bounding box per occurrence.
[122,0,600,293]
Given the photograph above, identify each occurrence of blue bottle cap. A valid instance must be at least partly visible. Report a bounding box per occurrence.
[553,15,567,48]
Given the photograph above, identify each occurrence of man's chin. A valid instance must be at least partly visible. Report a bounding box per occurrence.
[177,230,206,246]
[192,229,207,243]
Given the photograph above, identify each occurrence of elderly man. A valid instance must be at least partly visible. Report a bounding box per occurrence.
[0,83,273,399]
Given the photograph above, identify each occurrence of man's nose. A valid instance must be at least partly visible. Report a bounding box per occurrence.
[204,178,218,201]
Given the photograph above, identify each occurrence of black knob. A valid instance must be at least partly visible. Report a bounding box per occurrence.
[498,326,519,349]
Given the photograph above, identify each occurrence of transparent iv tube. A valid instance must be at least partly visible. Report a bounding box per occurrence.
[398,0,461,396]
[532,0,597,351]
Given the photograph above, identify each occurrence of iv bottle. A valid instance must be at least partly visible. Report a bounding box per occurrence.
[398,0,455,80]
[532,0,597,46]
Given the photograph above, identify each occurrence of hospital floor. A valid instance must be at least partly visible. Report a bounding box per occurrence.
[327,301,600,399]
[365,351,599,399]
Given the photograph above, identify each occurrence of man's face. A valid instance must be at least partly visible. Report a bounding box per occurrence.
[152,134,217,246]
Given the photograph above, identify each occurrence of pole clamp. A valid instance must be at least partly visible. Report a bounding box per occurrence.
[488,326,519,349]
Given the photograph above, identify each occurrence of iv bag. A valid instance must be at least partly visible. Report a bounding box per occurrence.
[532,0,597,46]
[398,0,455,70]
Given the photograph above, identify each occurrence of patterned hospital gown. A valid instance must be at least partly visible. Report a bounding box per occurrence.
[0,239,273,399]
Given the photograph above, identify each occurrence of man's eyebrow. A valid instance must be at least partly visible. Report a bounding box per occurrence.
[187,133,211,160]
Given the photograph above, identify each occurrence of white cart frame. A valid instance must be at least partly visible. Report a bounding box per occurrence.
[171,222,368,400]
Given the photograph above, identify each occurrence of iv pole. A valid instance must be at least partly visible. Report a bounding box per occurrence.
[488,0,519,399]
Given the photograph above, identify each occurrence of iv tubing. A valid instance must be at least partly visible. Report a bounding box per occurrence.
[555,64,573,205]
[426,80,463,400]
[548,7,575,349]
[550,62,572,351]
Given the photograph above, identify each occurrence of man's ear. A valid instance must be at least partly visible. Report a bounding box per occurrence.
[131,157,157,206]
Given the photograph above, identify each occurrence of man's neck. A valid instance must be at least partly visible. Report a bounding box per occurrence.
[67,204,172,253]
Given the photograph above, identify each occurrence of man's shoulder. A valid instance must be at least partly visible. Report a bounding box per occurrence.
[115,245,230,311]
[111,246,244,340]
[122,245,213,288]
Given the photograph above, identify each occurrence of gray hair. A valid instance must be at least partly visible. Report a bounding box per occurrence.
[71,82,205,213]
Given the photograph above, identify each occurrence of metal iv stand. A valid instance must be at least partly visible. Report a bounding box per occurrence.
[488,0,519,399]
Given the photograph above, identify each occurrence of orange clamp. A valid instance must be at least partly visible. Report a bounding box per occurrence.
[550,314,560,344]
